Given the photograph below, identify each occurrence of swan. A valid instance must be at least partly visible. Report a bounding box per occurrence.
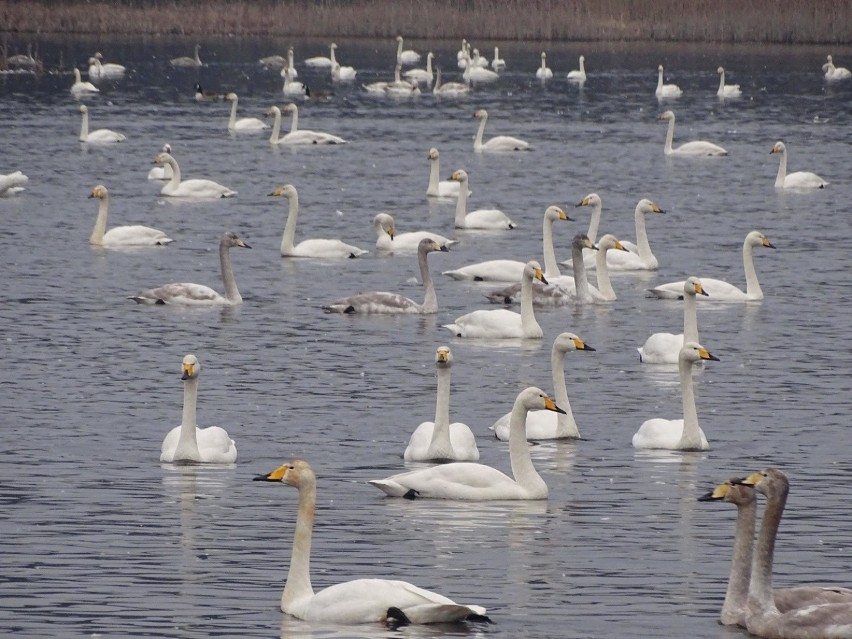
[716,66,742,97]
[631,342,719,451]
[7,44,38,71]
[78,105,125,143]
[492,334,595,441]
[281,66,308,96]
[403,52,434,84]
[285,46,298,78]
[770,141,828,189]
[426,148,464,198]
[153,152,237,198]
[322,238,447,314]
[88,55,125,79]
[88,184,173,247]
[384,64,421,97]
[637,277,708,364]
[456,39,468,64]
[147,144,174,180]
[0,171,29,197]
[447,170,516,230]
[648,231,776,301]
[254,459,488,624]
[491,47,506,70]
[473,109,530,152]
[535,52,553,79]
[432,67,470,96]
[258,53,287,69]
[270,184,367,258]
[656,64,683,98]
[373,213,456,253]
[470,49,489,68]
[170,44,202,68]
[823,54,852,80]
[331,61,357,82]
[303,42,334,68]
[404,346,479,462]
[594,199,663,271]
[658,110,728,156]
[395,35,421,65]
[443,261,547,339]
[129,231,250,305]
[268,103,346,145]
[225,93,268,133]
[370,387,563,500]
[559,193,603,270]
[699,479,852,628]
[463,61,500,83]
[160,354,237,463]
[70,68,99,95]
[194,83,226,101]
[567,55,586,83]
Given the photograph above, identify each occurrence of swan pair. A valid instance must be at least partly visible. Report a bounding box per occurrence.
[88,53,126,79]
[638,277,707,364]
[226,93,268,133]
[822,54,851,80]
[0,171,29,197]
[153,152,237,198]
[79,105,125,143]
[716,66,742,97]
[658,111,727,156]
[372,213,455,253]
[266,104,346,145]
[88,184,173,247]
[170,44,202,67]
[770,141,828,189]
[656,64,682,98]
[473,109,530,152]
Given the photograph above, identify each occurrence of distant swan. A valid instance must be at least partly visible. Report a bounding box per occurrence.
[147,144,174,180]
[823,54,852,80]
[448,170,516,230]
[658,110,727,156]
[303,42,334,68]
[535,52,553,79]
[88,54,126,79]
[373,213,455,253]
[491,47,506,70]
[0,171,29,197]
[716,66,742,98]
[170,44,202,68]
[432,67,470,96]
[70,68,99,95]
[331,61,357,82]
[656,64,683,98]
[770,141,828,189]
[78,105,126,143]
[281,66,308,96]
[426,148,463,198]
[404,52,434,84]
[638,277,707,364]
[160,354,237,463]
[226,93,268,133]
[153,152,237,198]
[395,35,421,65]
[462,55,499,82]
[473,109,530,151]
[88,184,173,247]
[267,103,346,145]
[567,55,586,83]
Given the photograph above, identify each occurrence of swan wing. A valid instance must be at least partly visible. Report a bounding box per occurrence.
[632,418,708,450]
[637,332,683,364]
[86,129,126,143]
[485,280,571,308]
[234,117,269,131]
[448,423,479,460]
[444,309,523,338]
[463,208,516,229]
[404,422,436,460]
[492,410,561,441]
[196,426,237,462]
[369,462,524,500]
[130,282,227,305]
[443,259,524,282]
[290,238,367,258]
[783,171,829,189]
[103,225,174,246]
[775,586,852,613]
[481,136,530,152]
[165,179,237,198]
[673,141,728,156]
[381,231,455,253]
[323,291,420,314]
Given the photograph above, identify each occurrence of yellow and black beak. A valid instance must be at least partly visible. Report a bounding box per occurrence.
[253,465,288,482]
[763,238,776,249]
[695,283,709,297]
[575,196,589,207]
[652,203,666,214]
[387,226,395,240]
[236,239,252,249]
[268,187,284,197]
[733,471,762,487]
[558,209,574,222]
[534,267,548,286]
[573,337,596,352]
[181,363,194,380]
[698,347,719,362]
[613,240,628,252]
[697,482,733,502]
[543,397,567,415]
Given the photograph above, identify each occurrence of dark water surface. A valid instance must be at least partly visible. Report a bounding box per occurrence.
[1,35,851,638]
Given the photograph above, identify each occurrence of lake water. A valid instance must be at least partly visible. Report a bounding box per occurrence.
[1,34,851,638]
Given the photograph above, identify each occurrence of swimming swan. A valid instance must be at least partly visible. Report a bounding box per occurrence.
[404,52,434,84]
[88,184,173,247]
[88,54,126,79]
[369,387,564,500]
[638,277,707,364]
[491,47,506,70]
[432,67,470,96]
[535,52,553,79]
[154,152,237,198]
[426,148,464,198]
[160,354,237,463]
[281,66,308,96]
[147,144,174,180]
[78,105,125,143]
[648,231,775,301]
[331,60,357,82]
[717,66,742,98]
[631,342,719,451]
[129,231,250,305]
[656,64,683,98]
[823,54,852,80]
[70,68,99,95]
[254,459,489,624]
[404,346,479,462]
[303,42,334,68]
[492,334,595,441]
[322,238,447,314]
[395,35,421,65]
[373,213,455,253]
[447,169,516,230]
[573,199,664,271]
[658,110,728,156]
[473,109,530,152]
[770,141,828,189]
[170,44,202,67]
[269,103,346,145]
[567,55,586,83]
[226,93,268,133]
[0,171,29,197]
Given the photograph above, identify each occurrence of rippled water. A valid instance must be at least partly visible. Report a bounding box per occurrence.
[1,35,851,638]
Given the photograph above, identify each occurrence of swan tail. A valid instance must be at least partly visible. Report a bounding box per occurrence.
[367,479,411,497]
[391,604,490,625]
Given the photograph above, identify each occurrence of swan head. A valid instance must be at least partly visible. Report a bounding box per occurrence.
[79,104,88,114]
[579,55,585,62]
[449,169,468,183]
[680,341,719,365]
[181,354,200,381]
[265,105,282,118]
[684,276,709,297]
[517,386,566,415]
[330,43,338,50]
[769,141,786,155]
[657,110,675,121]
[576,193,601,208]
[428,147,439,160]
[572,233,598,252]
[396,35,404,43]
[268,184,297,200]
[827,54,834,63]
[523,260,548,285]
[417,238,449,255]
[553,332,595,354]
[473,109,488,120]
[282,103,297,114]
[89,184,108,200]
[598,234,628,252]
[698,480,756,506]
[717,66,724,74]
[746,230,775,249]
[253,459,316,489]
[372,213,394,238]
[541,51,547,59]
[222,230,251,250]
[637,199,665,215]
[94,51,104,61]
[544,205,571,222]
[733,467,788,501]
[154,151,173,165]
[657,64,664,72]
[225,92,238,101]
[161,143,172,154]
[435,345,453,368]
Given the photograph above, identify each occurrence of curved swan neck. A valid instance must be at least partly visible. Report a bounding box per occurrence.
[742,240,762,299]
[571,242,591,303]
[269,108,282,143]
[280,192,299,254]
[175,376,201,460]
[284,476,316,610]
[749,485,787,616]
[163,155,181,191]
[683,290,699,343]
[454,176,469,227]
[520,270,541,335]
[551,348,579,437]
[677,357,701,449]
[79,109,89,141]
[508,399,547,495]
[228,99,238,131]
[418,246,438,313]
[664,116,675,154]
[220,241,242,304]
[634,206,654,262]
[594,247,616,300]
[474,115,487,150]
[428,365,452,454]
[541,213,561,278]
[586,202,601,243]
[774,148,787,188]
[723,499,757,624]
[89,196,109,245]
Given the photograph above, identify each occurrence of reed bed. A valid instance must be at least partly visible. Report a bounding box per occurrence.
[2,0,851,44]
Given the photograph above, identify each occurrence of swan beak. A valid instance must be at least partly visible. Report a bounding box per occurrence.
[695,283,709,296]
[573,338,595,351]
[543,397,567,415]
[253,465,289,482]
[698,482,732,501]
[763,238,776,249]
[181,362,194,380]
[769,147,778,154]
[268,188,284,197]
[586,240,599,251]
[613,240,628,252]
[733,472,762,487]
[438,243,449,252]
[698,347,719,362]
[88,191,96,199]
[534,268,548,285]
[651,204,666,214]
[387,226,395,240]
[575,197,589,207]
[236,239,252,249]
[558,210,573,222]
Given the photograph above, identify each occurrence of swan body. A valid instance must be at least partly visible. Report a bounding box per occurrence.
[717,66,742,97]
[631,342,718,451]
[170,44,202,68]
[88,54,126,79]
[462,54,498,82]
[373,213,455,253]
[770,141,828,189]
[303,42,334,68]
[78,105,125,143]
[656,64,683,98]
[71,68,99,95]
[255,460,488,624]
[0,171,29,197]
[823,54,852,80]
[491,47,506,70]
[7,45,38,71]
[281,66,308,96]
[154,152,236,198]
[535,52,553,79]
[147,144,174,180]
[648,231,775,302]
[88,184,173,247]
[370,388,563,500]
[395,35,420,65]
[404,346,479,462]
[492,334,595,441]
[426,148,463,198]
[259,54,287,69]
[323,239,447,314]
[638,277,707,364]
[567,55,586,82]
[447,170,516,230]
[226,93,268,133]
[267,104,347,145]
[331,61,357,82]
[473,109,529,152]
[443,261,546,339]
[432,67,470,96]
[270,184,366,258]
[160,354,237,463]
[130,231,250,305]
[404,52,434,84]
[659,110,728,156]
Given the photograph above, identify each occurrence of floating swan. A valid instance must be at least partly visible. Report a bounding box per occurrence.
[658,110,728,156]
[491,47,506,70]
[631,342,719,451]
[443,261,546,339]
[656,64,683,98]
[461,52,498,82]
[770,141,828,189]
[258,53,287,69]
[823,54,852,80]
[322,238,447,314]
[535,52,553,79]
[373,213,455,253]
[270,184,367,258]
[567,55,586,83]
[281,66,308,96]
[331,61,357,82]
[492,334,595,441]
[426,148,463,198]
[304,42,334,68]
[88,184,173,247]
[404,346,479,462]
[473,109,529,151]
[447,170,516,230]
[147,144,173,180]
[170,44,202,68]
[255,459,488,624]
[370,387,563,500]
[226,93,268,133]
[432,67,469,96]
[70,68,99,95]
[281,47,298,78]
[638,277,707,364]
[716,66,742,98]
[160,354,237,463]
[153,152,237,198]
[7,44,38,71]
[0,171,29,197]
[78,105,125,143]
[586,199,664,271]
[404,52,434,84]
[88,54,126,79]
[648,231,775,302]
[268,103,346,145]
[130,231,250,305]
[395,35,421,65]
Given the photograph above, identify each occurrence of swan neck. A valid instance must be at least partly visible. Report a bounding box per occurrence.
[586,203,601,243]
[427,156,439,193]
[454,177,469,227]
[718,71,726,94]
[269,109,282,143]
[683,290,699,343]
[428,366,452,454]
[220,241,242,304]
[749,485,787,616]
[176,377,201,460]
[742,240,762,299]
[677,358,701,449]
[474,115,487,150]
[89,197,109,245]
[579,58,585,73]
[164,156,181,191]
[520,269,541,336]
[280,193,298,254]
[634,206,653,261]
[541,214,561,278]
[551,348,579,437]
[508,398,547,495]
[284,478,316,610]
[571,243,591,303]
[595,247,616,300]
[774,148,787,187]
[418,246,438,313]
[657,67,664,90]
[228,99,238,130]
[79,109,89,141]
[664,116,675,154]
[288,108,298,133]
[723,500,756,623]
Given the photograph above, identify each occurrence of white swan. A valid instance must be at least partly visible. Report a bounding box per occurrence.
[88,184,173,247]
[491,47,506,70]
[823,54,852,80]
[395,35,420,65]
[322,238,447,314]
[147,144,174,180]
[78,105,125,143]
[446,169,516,231]
[88,54,126,79]
[560,192,603,270]
[170,44,202,68]
[631,342,719,451]
[270,184,367,258]
[492,334,595,441]
[648,231,775,302]
[535,52,553,79]
[567,55,586,83]
[462,56,499,83]
[285,46,298,78]
[331,61,357,82]
[258,53,286,69]
[303,42,334,68]
[370,387,563,500]
[70,68,99,95]
[153,152,237,198]
[473,109,529,152]
[255,459,488,624]
[716,66,742,97]
[426,148,463,198]
[443,261,546,339]
[130,231,250,305]
[638,277,708,364]
[403,52,434,84]
[404,346,479,462]
[656,64,683,98]
[432,67,470,96]
[373,213,456,253]
[268,104,346,145]
[160,354,237,463]
[658,110,728,156]
[281,66,308,96]
[226,93,268,133]
[581,199,664,271]
[0,171,29,197]
[770,141,828,189]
